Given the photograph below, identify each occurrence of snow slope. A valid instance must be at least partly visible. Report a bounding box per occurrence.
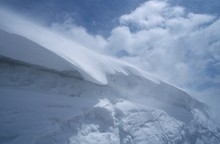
[0,9,220,144]
[0,9,158,85]
[0,59,220,144]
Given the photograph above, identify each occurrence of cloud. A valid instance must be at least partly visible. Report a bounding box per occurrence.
[191,87,220,125]
[50,17,107,54]
[50,14,107,54]
[0,8,108,56]
[105,0,219,90]
[1,1,219,93]
[105,0,220,124]
[120,0,185,29]
[0,1,219,123]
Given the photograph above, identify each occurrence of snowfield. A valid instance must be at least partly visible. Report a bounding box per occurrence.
[0,9,220,144]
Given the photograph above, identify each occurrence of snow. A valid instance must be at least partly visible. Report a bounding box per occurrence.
[0,8,220,144]
[0,9,158,85]
[1,60,220,144]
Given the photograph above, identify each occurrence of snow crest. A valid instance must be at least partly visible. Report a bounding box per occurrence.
[0,10,158,85]
[1,60,220,144]
[1,9,220,144]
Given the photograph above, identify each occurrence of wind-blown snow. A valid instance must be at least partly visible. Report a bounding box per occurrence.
[0,60,220,144]
[0,9,158,85]
[0,8,220,144]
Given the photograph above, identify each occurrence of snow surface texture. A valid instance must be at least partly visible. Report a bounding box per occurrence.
[0,10,220,144]
[0,10,157,85]
[0,59,220,144]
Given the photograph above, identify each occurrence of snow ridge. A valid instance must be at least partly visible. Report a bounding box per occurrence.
[0,10,158,85]
[0,57,220,144]
[1,9,220,144]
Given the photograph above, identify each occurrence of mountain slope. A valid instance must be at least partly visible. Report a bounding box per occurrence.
[0,9,220,144]
[0,9,159,85]
[0,28,207,123]
[0,57,220,144]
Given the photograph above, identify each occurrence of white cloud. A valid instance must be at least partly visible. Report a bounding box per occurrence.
[106,0,219,90]
[51,16,107,54]
[106,26,134,55]
[107,1,220,123]
[0,1,219,118]
[119,0,185,29]
[1,1,218,91]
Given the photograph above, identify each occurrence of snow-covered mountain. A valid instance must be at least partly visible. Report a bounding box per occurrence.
[0,10,220,144]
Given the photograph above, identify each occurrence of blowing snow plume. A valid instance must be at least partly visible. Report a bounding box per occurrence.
[0,7,220,144]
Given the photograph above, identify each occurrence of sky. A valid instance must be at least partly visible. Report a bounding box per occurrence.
[0,0,220,123]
